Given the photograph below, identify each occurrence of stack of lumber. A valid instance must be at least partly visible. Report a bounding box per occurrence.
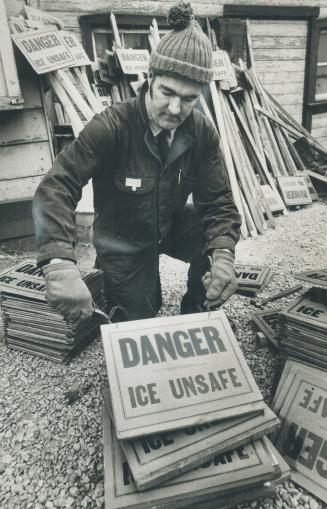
[235,264,273,296]
[0,260,106,362]
[101,311,289,508]
[272,360,327,504]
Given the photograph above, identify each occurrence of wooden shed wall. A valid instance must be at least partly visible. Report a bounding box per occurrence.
[0,0,53,240]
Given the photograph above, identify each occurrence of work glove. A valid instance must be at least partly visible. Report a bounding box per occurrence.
[42,260,93,324]
[202,249,237,309]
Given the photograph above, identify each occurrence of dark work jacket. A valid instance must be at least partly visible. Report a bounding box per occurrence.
[33,85,241,265]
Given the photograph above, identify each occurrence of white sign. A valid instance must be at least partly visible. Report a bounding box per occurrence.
[12,29,74,74]
[277,176,312,207]
[212,50,230,81]
[101,310,263,439]
[60,31,90,66]
[12,29,90,74]
[116,49,150,75]
[25,5,64,29]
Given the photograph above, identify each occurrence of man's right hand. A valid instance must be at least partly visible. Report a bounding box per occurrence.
[42,260,93,323]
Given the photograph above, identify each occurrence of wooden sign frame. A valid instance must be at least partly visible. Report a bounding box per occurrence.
[251,309,281,348]
[280,288,327,330]
[103,408,280,509]
[116,48,150,75]
[101,311,264,439]
[103,388,279,490]
[274,368,327,503]
[277,176,312,207]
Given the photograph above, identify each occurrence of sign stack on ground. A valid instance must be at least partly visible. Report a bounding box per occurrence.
[279,287,327,369]
[251,308,281,348]
[101,311,288,505]
[0,260,106,362]
[294,269,327,289]
[235,264,273,296]
[272,360,327,503]
[103,407,289,509]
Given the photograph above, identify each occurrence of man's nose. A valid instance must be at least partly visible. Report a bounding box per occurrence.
[168,97,181,116]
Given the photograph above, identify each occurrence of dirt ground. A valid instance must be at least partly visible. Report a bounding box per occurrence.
[0,199,326,509]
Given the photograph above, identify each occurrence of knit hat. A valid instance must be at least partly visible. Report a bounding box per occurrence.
[149,2,213,84]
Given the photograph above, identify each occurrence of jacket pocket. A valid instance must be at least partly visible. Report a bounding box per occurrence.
[114,174,154,209]
[174,171,196,207]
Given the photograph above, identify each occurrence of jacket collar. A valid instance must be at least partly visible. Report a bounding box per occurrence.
[137,82,196,169]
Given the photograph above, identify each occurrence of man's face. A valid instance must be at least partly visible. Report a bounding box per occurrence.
[147,74,202,130]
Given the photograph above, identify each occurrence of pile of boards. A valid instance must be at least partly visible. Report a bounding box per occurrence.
[101,310,289,508]
[0,260,106,362]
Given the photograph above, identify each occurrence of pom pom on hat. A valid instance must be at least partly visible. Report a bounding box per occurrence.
[167,2,193,30]
[149,2,213,84]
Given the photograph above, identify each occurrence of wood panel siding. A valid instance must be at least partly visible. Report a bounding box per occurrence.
[312,112,327,146]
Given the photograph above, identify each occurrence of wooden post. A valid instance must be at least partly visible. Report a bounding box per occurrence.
[55,69,94,121]
[209,82,248,238]
[48,73,84,136]
[73,67,102,114]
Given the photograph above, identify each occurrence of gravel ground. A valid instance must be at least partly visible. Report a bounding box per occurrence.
[0,199,326,509]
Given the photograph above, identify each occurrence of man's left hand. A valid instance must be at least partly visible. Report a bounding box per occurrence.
[202,249,237,309]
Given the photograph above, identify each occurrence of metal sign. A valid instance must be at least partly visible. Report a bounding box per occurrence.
[24,5,64,29]
[101,310,263,439]
[116,49,150,75]
[294,269,327,289]
[277,176,312,207]
[273,365,327,503]
[103,389,279,490]
[103,408,279,509]
[12,29,75,74]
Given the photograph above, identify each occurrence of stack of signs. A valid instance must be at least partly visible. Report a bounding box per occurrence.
[251,308,281,348]
[103,407,290,509]
[279,287,327,369]
[101,310,287,504]
[235,264,273,296]
[294,269,327,289]
[0,260,106,362]
[272,360,327,504]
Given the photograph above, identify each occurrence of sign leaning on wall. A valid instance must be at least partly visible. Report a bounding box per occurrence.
[11,28,90,74]
[101,310,264,439]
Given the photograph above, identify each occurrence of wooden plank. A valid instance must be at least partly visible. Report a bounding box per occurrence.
[260,71,305,85]
[251,36,306,50]
[311,112,327,128]
[255,61,305,72]
[253,48,306,62]
[0,175,43,203]
[0,141,51,180]
[0,109,48,146]
[250,20,308,37]
[224,5,319,19]
[39,2,226,17]
[259,82,304,96]
[311,126,327,139]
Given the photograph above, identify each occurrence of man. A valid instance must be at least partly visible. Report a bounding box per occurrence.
[33,5,241,323]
